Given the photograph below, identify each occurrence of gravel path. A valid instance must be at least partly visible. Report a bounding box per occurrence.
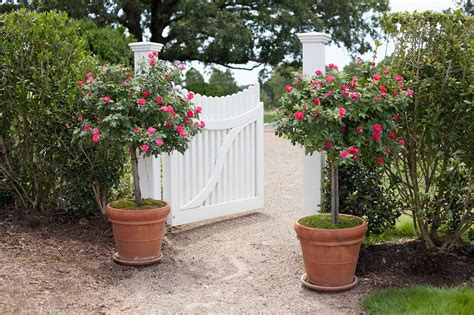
[1,133,369,314]
[103,133,368,314]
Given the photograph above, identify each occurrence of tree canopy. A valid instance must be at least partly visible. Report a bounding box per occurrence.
[6,0,389,68]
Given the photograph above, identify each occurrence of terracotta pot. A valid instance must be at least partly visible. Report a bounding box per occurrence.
[106,201,170,266]
[294,214,367,291]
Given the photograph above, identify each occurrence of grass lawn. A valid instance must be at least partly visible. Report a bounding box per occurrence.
[363,285,474,315]
[366,214,417,244]
[264,112,275,124]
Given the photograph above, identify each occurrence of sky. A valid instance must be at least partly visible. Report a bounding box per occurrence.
[189,0,456,86]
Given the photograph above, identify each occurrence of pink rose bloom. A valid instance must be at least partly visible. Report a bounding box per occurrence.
[348,146,357,155]
[399,138,406,145]
[92,128,100,135]
[92,134,100,143]
[85,72,93,78]
[100,96,111,103]
[395,74,403,81]
[398,83,404,89]
[350,92,359,99]
[176,125,184,133]
[393,90,399,96]
[393,114,399,120]
[340,85,348,91]
[373,124,383,133]
[187,111,194,118]
[353,155,359,161]
[180,131,188,137]
[138,98,146,106]
[83,124,90,132]
[338,107,347,121]
[315,70,322,75]
[373,73,381,80]
[195,106,202,114]
[77,115,83,122]
[77,80,85,86]
[325,75,334,83]
[165,121,172,128]
[389,131,396,139]
[372,133,381,141]
[328,63,336,69]
[383,147,390,154]
[312,98,321,105]
[294,111,304,120]
[187,92,195,100]
[149,59,156,66]
[377,156,384,165]
[355,125,363,133]
[406,89,414,96]
[325,90,332,96]
[304,105,309,111]
[285,85,293,92]
[383,68,390,74]
[155,96,163,104]
[146,127,156,135]
[141,144,149,153]
[340,150,348,160]
[380,85,388,93]
[184,118,190,125]
[155,139,164,146]
[200,121,205,128]
[324,141,334,149]
[342,90,349,96]
[142,91,150,98]
[133,127,141,133]
[148,52,155,59]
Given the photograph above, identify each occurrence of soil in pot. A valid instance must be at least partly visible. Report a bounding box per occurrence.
[295,214,367,292]
[107,199,170,266]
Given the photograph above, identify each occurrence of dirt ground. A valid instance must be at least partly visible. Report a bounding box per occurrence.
[1,133,472,314]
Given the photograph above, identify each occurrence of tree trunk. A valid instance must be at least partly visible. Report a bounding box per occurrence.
[122,1,143,41]
[130,147,142,207]
[330,161,339,225]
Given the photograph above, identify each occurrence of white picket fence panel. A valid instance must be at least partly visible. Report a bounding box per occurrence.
[138,84,264,226]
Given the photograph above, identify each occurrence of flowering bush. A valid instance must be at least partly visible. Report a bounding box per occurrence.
[275,61,410,166]
[274,61,410,224]
[75,53,204,205]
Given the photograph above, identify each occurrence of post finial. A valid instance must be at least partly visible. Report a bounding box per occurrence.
[297,32,331,44]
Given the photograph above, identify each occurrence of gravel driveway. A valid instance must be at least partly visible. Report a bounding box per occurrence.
[102,133,368,314]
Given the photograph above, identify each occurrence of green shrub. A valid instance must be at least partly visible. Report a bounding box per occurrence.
[382,11,473,250]
[322,163,400,235]
[0,9,127,215]
[76,19,135,66]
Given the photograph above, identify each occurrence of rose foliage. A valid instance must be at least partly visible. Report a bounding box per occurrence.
[275,61,410,167]
[75,53,204,205]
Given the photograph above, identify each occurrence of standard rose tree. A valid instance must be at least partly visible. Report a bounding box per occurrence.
[75,53,204,206]
[275,61,410,224]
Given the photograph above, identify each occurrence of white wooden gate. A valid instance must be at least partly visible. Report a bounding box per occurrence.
[137,83,264,226]
[164,84,264,225]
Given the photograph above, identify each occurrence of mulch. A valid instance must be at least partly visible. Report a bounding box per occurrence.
[357,240,474,288]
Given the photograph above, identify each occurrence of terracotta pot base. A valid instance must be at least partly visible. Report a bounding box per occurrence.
[300,273,358,293]
[112,252,163,266]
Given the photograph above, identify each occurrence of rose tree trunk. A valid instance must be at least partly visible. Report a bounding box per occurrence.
[129,146,142,206]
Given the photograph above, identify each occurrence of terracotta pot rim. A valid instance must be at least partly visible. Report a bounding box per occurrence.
[106,200,169,213]
[295,213,367,232]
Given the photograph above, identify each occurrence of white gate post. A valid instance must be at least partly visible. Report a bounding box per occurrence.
[129,42,164,200]
[297,32,331,216]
